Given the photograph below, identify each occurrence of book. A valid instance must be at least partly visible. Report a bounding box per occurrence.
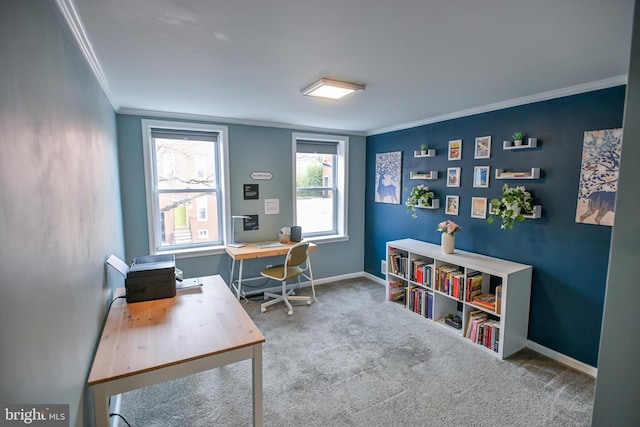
[388,280,404,301]
[495,285,502,314]
[472,292,496,311]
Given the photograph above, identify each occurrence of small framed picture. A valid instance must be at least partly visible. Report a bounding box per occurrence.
[448,139,462,160]
[473,166,490,188]
[471,197,487,219]
[445,195,459,215]
[447,167,461,187]
[474,136,492,159]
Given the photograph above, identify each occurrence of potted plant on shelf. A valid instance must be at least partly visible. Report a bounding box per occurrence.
[405,184,434,218]
[436,219,461,253]
[420,143,428,155]
[512,131,526,146]
[487,183,534,229]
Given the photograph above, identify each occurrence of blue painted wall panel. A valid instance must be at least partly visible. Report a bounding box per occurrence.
[365,86,625,366]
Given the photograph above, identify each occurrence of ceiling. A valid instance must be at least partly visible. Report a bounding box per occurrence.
[63,0,635,135]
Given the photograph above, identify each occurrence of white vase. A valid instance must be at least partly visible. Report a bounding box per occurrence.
[441,233,454,254]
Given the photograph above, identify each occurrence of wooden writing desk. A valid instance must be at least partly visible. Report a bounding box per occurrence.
[225,241,317,299]
[88,275,265,427]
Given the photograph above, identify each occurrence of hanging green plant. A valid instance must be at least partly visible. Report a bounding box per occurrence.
[487,184,534,229]
[405,184,434,219]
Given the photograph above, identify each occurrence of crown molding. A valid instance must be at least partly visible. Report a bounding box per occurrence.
[117,108,367,137]
[367,75,628,136]
[55,0,119,110]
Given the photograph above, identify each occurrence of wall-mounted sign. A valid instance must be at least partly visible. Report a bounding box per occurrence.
[243,215,259,231]
[250,171,272,180]
[244,184,259,200]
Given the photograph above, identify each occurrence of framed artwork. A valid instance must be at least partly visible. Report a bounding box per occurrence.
[445,195,459,215]
[447,167,461,187]
[471,197,487,219]
[474,136,492,159]
[473,166,490,188]
[374,151,402,204]
[448,139,462,160]
[575,128,622,226]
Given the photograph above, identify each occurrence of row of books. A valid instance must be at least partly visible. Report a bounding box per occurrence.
[412,260,433,287]
[469,285,502,313]
[465,310,500,353]
[388,251,408,278]
[406,286,433,319]
[388,280,404,301]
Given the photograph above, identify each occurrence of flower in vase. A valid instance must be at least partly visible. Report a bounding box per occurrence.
[437,220,461,234]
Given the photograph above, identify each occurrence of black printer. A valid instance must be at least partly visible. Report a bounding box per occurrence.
[124,254,177,303]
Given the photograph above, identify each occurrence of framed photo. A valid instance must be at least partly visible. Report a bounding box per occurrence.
[471,197,487,219]
[447,167,461,187]
[448,139,462,160]
[473,166,490,188]
[474,136,492,159]
[445,195,459,215]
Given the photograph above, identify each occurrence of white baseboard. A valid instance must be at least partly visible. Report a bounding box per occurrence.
[525,340,597,377]
[242,271,364,296]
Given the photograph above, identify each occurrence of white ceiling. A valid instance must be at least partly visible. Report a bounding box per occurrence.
[64,0,635,135]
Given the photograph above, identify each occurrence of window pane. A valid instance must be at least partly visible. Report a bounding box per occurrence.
[296,152,337,234]
[157,192,220,247]
[296,189,335,234]
[155,139,217,190]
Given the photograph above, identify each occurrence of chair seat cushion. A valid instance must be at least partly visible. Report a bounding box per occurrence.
[261,265,304,281]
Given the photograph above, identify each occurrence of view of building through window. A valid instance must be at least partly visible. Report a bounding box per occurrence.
[153,137,221,248]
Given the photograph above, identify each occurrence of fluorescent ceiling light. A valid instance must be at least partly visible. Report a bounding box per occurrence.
[301,78,365,100]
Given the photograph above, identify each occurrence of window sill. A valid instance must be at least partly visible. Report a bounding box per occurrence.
[303,234,349,245]
[154,245,227,259]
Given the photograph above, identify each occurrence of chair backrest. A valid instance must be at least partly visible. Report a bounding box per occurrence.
[286,241,309,268]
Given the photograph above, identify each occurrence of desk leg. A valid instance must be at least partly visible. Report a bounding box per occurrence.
[92,384,109,427]
[252,343,263,427]
[237,259,244,300]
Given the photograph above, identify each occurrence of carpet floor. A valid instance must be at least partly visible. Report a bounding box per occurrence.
[118,277,595,426]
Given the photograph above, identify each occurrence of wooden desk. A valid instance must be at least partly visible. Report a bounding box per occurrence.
[226,241,317,299]
[88,275,265,427]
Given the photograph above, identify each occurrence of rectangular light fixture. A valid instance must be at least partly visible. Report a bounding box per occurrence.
[301,78,365,100]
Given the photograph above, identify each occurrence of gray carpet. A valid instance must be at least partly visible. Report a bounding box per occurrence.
[118,277,595,426]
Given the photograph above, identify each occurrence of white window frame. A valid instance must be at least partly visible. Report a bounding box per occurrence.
[141,119,230,257]
[292,132,349,243]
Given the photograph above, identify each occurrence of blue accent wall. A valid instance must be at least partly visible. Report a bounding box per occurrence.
[365,86,626,367]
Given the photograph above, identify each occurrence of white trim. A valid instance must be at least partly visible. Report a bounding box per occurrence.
[292,132,349,240]
[119,108,367,136]
[54,0,119,110]
[140,119,230,255]
[367,76,628,136]
[525,339,597,377]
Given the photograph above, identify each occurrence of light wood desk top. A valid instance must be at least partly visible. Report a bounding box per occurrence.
[225,240,318,261]
[88,275,265,385]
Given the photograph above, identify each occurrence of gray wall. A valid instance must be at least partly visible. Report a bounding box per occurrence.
[0,2,124,426]
[116,114,366,285]
[592,0,640,423]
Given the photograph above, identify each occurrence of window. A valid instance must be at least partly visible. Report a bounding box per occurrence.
[142,119,229,255]
[293,133,348,241]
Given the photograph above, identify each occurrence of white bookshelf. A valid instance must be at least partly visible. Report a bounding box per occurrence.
[385,238,532,359]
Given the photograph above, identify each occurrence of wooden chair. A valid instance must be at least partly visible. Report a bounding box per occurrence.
[260,241,316,315]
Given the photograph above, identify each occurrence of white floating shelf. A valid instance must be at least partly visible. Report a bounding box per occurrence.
[410,171,439,180]
[522,205,542,219]
[415,199,440,209]
[495,168,540,179]
[414,149,436,157]
[503,138,538,150]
